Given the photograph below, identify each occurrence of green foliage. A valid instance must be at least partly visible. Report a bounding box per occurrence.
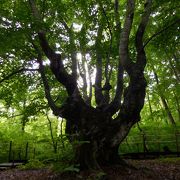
[94,171,107,180]
[18,159,45,170]
[119,122,180,154]
[64,164,80,173]
[0,0,179,125]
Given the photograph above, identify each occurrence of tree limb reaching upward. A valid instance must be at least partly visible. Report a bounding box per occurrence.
[95,22,104,106]
[29,0,78,96]
[110,0,152,147]
[31,41,61,116]
[106,0,135,115]
[36,52,61,116]
[119,0,135,69]
[135,0,152,70]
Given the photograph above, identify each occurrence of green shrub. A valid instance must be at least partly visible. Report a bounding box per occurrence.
[18,159,45,170]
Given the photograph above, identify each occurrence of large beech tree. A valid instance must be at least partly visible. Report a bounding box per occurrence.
[29,0,152,169]
[0,0,178,169]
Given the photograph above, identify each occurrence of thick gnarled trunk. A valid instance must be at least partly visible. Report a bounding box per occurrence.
[63,76,146,170]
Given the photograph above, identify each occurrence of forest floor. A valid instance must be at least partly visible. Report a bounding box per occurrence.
[0,158,180,180]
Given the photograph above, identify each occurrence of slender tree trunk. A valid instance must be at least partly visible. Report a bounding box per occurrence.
[161,98,176,125]
[158,101,169,124]
[147,92,154,120]
[137,123,148,153]
[153,71,176,125]
[60,119,65,148]
[173,91,180,121]
[169,57,180,83]
[46,113,57,153]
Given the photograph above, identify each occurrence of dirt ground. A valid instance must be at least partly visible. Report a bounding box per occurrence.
[0,158,180,180]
